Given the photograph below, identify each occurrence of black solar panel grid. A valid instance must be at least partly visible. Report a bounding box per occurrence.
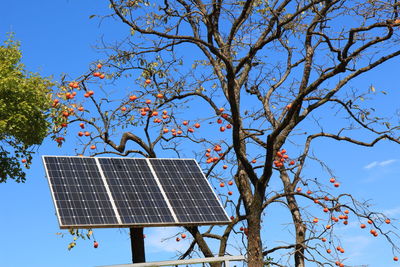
[43,156,118,228]
[43,156,230,228]
[149,159,230,223]
[97,158,176,225]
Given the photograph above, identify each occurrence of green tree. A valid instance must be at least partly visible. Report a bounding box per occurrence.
[0,34,53,183]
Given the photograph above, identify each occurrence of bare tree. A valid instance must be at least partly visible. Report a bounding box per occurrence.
[52,0,400,266]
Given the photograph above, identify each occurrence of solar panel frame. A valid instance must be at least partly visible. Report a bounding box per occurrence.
[43,156,231,229]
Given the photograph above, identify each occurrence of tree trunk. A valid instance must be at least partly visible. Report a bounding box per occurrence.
[286,194,306,267]
[247,194,264,267]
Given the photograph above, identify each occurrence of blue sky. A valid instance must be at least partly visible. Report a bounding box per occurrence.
[1,1,400,267]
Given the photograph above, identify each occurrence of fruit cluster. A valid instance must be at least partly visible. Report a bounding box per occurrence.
[273,149,295,167]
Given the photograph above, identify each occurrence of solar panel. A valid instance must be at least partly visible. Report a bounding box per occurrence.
[97,158,175,225]
[43,156,230,228]
[149,159,230,224]
[43,157,119,228]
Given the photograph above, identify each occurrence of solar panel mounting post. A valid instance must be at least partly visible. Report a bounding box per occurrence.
[130,228,145,263]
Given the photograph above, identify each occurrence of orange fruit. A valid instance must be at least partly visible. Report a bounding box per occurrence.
[214,145,222,152]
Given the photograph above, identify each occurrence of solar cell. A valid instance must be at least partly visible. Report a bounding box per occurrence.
[43,156,119,228]
[149,159,230,224]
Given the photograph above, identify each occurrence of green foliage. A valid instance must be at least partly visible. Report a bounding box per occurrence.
[0,33,53,183]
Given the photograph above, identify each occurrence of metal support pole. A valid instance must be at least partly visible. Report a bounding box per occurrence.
[130,228,145,263]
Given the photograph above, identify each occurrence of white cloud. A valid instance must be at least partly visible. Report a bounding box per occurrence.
[364,161,378,169]
[379,159,397,166]
[382,206,400,217]
[364,159,397,170]
[146,227,189,253]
